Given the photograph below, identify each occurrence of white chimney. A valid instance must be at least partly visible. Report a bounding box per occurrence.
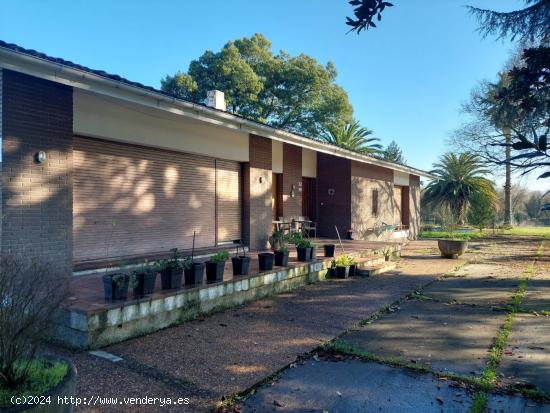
[206,90,226,111]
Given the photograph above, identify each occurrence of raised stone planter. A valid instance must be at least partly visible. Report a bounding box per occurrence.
[54,244,402,349]
[438,239,468,259]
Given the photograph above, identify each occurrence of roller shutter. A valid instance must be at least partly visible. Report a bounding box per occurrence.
[215,160,242,243]
[73,137,219,262]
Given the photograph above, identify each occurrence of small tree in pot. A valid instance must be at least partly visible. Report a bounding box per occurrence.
[232,243,250,276]
[159,248,184,289]
[206,251,229,283]
[131,260,157,297]
[183,256,205,286]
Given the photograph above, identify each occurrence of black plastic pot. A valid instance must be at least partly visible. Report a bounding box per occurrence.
[274,250,289,266]
[161,267,183,289]
[349,264,357,277]
[335,266,350,279]
[184,262,205,285]
[102,274,129,301]
[133,271,157,296]
[324,244,335,257]
[232,256,250,276]
[309,246,317,261]
[296,246,312,262]
[206,261,226,283]
[258,252,275,271]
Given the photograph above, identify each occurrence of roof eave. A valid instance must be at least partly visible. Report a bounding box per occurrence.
[0,45,436,180]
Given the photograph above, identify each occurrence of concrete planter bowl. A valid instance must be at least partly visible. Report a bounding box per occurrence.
[438,239,468,259]
[3,357,77,413]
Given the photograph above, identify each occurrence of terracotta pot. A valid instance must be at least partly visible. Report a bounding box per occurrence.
[438,239,468,259]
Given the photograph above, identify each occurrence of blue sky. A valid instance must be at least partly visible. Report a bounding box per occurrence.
[1,0,533,185]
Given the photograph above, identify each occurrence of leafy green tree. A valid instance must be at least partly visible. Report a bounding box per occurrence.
[423,153,497,223]
[525,192,543,219]
[321,120,382,154]
[160,71,198,101]
[346,1,549,42]
[381,140,406,164]
[161,34,353,137]
[467,192,496,231]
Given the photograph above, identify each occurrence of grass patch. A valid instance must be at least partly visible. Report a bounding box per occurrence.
[501,227,550,237]
[0,359,68,408]
[420,231,485,241]
[470,392,488,413]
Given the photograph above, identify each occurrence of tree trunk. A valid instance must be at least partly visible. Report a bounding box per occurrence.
[503,128,512,227]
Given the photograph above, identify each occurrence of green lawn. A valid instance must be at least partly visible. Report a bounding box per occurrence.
[420,226,550,240]
[500,226,550,237]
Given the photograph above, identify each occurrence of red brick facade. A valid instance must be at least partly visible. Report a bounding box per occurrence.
[1,69,73,274]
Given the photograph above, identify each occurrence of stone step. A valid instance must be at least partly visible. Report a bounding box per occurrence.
[356,262,397,277]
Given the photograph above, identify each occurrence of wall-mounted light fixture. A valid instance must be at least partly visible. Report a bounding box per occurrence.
[34,151,47,164]
[290,184,296,198]
[328,188,336,196]
[259,176,264,184]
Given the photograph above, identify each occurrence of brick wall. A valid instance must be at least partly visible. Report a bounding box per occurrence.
[282,143,302,218]
[1,70,73,274]
[317,153,351,238]
[243,134,272,250]
[409,174,421,238]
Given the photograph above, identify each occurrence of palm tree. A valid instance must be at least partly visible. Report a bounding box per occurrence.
[322,120,382,154]
[423,152,497,223]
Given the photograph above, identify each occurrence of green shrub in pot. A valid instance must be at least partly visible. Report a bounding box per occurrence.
[206,251,229,283]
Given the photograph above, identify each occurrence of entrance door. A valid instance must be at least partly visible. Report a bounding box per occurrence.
[272,173,283,220]
[302,177,317,221]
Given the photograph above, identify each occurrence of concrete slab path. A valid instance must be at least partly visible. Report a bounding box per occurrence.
[338,299,506,375]
[241,359,472,413]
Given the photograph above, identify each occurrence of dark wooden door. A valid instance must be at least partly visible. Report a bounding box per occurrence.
[302,177,317,221]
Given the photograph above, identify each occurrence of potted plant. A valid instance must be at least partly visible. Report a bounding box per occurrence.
[309,243,318,261]
[269,229,285,251]
[183,256,205,285]
[334,255,353,278]
[381,246,393,262]
[232,244,250,276]
[102,269,130,301]
[272,232,290,266]
[131,259,157,297]
[349,256,358,276]
[324,243,336,257]
[258,251,275,271]
[206,251,229,283]
[296,238,313,262]
[274,245,289,266]
[160,248,184,289]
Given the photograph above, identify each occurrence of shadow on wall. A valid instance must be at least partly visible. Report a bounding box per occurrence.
[72,137,223,262]
[351,178,400,240]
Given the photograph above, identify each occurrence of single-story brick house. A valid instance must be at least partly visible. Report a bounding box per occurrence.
[0,40,434,276]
